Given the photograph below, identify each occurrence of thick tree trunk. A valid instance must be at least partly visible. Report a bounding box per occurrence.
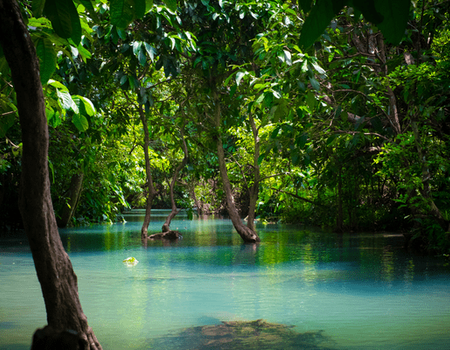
[0,1,102,348]
[139,105,156,239]
[212,90,260,243]
[162,128,188,232]
[57,173,84,228]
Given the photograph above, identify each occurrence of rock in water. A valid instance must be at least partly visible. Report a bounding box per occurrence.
[149,319,335,350]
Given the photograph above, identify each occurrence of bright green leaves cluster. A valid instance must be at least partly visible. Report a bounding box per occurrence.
[299,0,411,48]
[46,80,95,132]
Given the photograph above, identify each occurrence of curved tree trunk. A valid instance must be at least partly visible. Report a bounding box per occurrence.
[162,127,189,232]
[139,105,156,239]
[213,90,260,243]
[0,1,101,348]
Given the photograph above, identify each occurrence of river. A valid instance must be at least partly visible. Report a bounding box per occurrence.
[1,209,449,349]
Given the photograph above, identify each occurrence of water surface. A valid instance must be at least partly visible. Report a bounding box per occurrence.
[1,210,449,349]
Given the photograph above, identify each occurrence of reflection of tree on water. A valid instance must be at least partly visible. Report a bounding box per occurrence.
[150,319,335,350]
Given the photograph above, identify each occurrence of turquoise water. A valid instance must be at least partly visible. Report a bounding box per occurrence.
[1,209,450,349]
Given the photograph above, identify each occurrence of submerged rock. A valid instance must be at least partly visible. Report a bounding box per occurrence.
[151,319,335,350]
[149,230,182,240]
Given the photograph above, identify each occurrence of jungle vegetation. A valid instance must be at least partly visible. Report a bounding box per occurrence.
[2,0,450,247]
[0,0,449,346]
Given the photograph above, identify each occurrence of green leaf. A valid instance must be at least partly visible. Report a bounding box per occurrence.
[274,99,288,122]
[144,43,157,62]
[139,49,147,66]
[298,0,313,12]
[110,0,135,28]
[326,134,338,145]
[306,91,317,110]
[78,0,100,22]
[72,113,89,132]
[120,75,128,85]
[73,95,96,116]
[44,0,82,45]
[299,0,345,49]
[146,0,154,11]
[352,0,383,24]
[283,50,292,66]
[123,257,139,265]
[309,77,320,91]
[48,79,69,91]
[236,71,246,85]
[135,0,147,19]
[375,0,410,44]
[255,93,265,105]
[132,41,142,56]
[35,37,56,85]
[297,133,308,148]
[56,89,77,112]
[312,61,326,75]
[257,153,266,165]
[163,0,177,12]
[271,126,281,139]
[32,0,46,17]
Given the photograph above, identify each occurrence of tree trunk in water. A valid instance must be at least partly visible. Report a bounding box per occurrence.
[57,173,84,228]
[246,113,260,233]
[0,1,102,348]
[213,90,260,243]
[162,128,189,232]
[139,105,156,239]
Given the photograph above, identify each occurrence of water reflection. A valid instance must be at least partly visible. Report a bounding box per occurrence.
[1,210,450,350]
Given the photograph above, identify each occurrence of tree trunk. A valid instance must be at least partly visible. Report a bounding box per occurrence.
[246,113,260,232]
[162,127,189,232]
[57,173,84,228]
[139,105,156,239]
[212,90,260,243]
[0,1,102,348]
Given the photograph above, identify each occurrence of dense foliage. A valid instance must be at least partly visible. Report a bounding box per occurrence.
[1,0,449,252]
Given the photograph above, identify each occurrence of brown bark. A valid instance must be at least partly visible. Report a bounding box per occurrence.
[0,1,101,348]
[212,89,260,243]
[57,173,84,228]
[162,127,189,232]
[139,105,156,239]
